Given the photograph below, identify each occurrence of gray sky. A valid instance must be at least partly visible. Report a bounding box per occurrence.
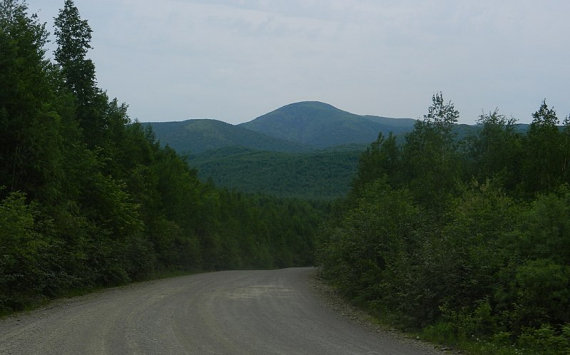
[29,0,569,124]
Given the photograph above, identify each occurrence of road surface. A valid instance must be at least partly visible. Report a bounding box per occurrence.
[0,268,442,355]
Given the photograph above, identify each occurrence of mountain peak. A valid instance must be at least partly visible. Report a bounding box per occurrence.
[281,101,339,109]
[269,101,347,119]
[240,102,414,148]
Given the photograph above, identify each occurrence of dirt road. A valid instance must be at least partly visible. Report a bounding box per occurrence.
[0,268,441,355]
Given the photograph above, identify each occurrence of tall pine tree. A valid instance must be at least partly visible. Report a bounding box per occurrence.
[54,0,106,148]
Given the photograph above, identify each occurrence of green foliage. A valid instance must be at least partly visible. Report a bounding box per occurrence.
[463,110,523,192]
[350,132,400,199]
[54,0,96,110]
[512,260,570,329]
[522,101,565,194]
[0,190,70,311]
[517,325,570,355]
[401,92,462,213]
[316,94,570,354]
[0,1,326,313]
[0,190,40,310]
[0,0,64,201]
[514,188,570,265]
[316,179,421,311]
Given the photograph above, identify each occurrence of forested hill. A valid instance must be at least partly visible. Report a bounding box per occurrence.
[144,102,417,200]
[240,101,417,149]
[146,101,417,154]
[144,105,504,200]
[143,119,314,154]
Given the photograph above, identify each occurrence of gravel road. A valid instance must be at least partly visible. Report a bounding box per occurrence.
[0,267,444,355]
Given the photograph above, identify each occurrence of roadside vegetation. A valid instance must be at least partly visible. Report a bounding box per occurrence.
[316,93,570,355]
[2,2,568,355]
[0,0,325,314]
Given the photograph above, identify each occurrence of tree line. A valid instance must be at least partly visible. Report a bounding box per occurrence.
[0,0,323,313]
[316,93,570,355]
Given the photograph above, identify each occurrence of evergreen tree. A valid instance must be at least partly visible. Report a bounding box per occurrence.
[54,0,95,103]
[54,0,105,147]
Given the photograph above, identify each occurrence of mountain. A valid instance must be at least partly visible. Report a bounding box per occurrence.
[143,102,419,199]
[143,119,314,155]
[145,102,418,154]
[141,103,531,200]
[239,101,416,149]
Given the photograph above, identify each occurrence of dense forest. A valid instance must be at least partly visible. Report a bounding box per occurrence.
[316,93,570,354]
[191,147,362,200]
[0,0,324,313]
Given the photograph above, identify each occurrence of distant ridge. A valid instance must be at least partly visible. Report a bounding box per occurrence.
[239,101,416,149]
[144,102,419,199]
[145,101,418,154]
[139,102,529,199]
[142,119,313,154]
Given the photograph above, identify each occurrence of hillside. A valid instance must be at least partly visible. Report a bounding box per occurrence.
[143,119,314,154]
[239,101,416,149]
[143,103,517,200]
[143,102,420,199]
[145,102,418,154]
[190,147,362,200]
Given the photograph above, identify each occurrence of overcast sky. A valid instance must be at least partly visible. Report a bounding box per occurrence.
[28,0,569,124]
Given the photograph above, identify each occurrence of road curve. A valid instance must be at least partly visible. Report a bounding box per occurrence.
[0,268,440,355]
